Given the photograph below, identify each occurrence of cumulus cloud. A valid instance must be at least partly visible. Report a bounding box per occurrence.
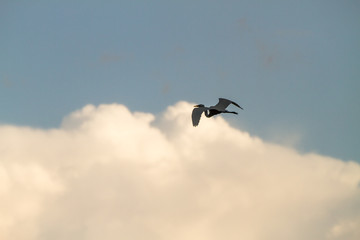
[0,102,359,240]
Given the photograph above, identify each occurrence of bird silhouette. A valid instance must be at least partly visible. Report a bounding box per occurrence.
[192,98,243,127]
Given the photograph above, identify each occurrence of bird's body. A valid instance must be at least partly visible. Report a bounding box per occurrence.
[192,98,243,126]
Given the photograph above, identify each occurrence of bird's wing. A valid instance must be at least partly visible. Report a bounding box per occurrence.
[192,107,205,126]
[213,98,243,110]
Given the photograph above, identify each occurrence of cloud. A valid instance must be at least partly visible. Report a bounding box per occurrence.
[0,102,359,240]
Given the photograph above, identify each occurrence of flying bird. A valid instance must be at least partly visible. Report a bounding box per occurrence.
[192,98,243,127]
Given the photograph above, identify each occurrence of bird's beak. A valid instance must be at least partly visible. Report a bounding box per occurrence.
[194,104,200,107]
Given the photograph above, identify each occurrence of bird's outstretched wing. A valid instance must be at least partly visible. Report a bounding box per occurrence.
[192,107,205,126]
[213,98,243,111]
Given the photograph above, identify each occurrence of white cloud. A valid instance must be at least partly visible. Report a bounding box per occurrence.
[0,102,359,240]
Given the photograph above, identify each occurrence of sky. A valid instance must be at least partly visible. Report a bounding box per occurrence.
[1,0,360,161]
[1,1,360,239]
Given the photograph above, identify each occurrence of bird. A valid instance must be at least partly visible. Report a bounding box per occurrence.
[192,98,243,127]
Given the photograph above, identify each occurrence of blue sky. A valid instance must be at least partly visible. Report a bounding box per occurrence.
[1,0,360,161]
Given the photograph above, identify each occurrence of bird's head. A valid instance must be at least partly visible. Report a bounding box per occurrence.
[194,104,204,108]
